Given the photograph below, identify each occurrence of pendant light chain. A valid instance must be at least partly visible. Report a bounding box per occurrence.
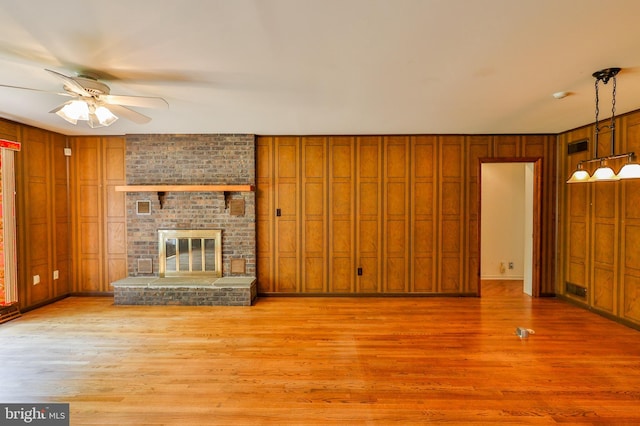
[594,78,600,158]
[610,76,617,156]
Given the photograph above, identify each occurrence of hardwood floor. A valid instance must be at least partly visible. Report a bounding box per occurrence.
[1,294,640,425]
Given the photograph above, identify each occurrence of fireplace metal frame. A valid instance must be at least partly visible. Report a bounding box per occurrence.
[158,229,223,278]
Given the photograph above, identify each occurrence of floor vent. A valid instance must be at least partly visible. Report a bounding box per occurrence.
[0,304,21,324]
[565,282,587,298]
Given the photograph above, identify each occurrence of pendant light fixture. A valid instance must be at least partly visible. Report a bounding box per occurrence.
[566,67,640,183]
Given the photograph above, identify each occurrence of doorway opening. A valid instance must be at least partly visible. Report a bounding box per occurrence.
[478,158,541,298]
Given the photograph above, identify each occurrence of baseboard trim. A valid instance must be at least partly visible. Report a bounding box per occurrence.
[557,294,640,332]
[257,292,479,298]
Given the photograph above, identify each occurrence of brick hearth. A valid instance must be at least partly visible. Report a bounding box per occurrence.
[111,277,257,306]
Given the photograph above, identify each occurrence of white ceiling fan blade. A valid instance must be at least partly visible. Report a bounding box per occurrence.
[0,83,72,97]
[101,94,168,109]
[45,68,92,97]
[106,104,152,124]
[49,102,67,114]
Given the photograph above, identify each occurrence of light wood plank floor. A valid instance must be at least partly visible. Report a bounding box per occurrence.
[1,293,640,425]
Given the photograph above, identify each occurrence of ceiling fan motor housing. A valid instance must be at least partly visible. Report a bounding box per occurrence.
[67,76,111,96]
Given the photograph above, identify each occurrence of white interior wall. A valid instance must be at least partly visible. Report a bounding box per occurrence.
[480,163,526,280]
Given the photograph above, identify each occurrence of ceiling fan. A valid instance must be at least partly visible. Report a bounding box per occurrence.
[0,69,168,128]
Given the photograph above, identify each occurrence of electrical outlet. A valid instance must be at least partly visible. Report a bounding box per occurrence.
[32,275,40,285]
[508,262,514,269]
[53,270,59,280]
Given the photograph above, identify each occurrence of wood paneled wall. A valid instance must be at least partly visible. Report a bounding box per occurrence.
[10,118,127,310]
[14,123,69,309]
[257,134,556,296]
[558,110,640,327]
[70,136,127,293]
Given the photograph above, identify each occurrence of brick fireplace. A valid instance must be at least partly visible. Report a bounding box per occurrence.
[110,134,257,306]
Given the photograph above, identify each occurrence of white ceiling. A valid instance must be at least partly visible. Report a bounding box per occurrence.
[1,0,640,137]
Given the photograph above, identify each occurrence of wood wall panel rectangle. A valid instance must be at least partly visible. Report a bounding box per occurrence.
[304,257,324,292]
[623,225,640,270]
[569,185,588,217]
[441,182,461,215]
[304,182,324,215]
[594,266,614,312]
[569,222,587,259]
[594,183,616,219]
[441,257,461,292]
[494,135,519,158]
[359,182,378,215]
[441,142,462,178]
[78,146,99,182]
[107,259,127,284]
[80,258,100,291]
[386,257,406,292]
[624,181,640,219]
[276,256,297,292]
[106,222,126,255]
[304,220,324,253]
[358,257,379,293]
[26,138,47,180]
[331,257,352,292]
[414,183,433,215]
[28,222,48,262]
[276,138,298,179]
[106,186,125,218]
[28,181,48,221]
[594,223,615,265]
[623,274,640,322]
[413,136,435,178]
[413,257,433,292]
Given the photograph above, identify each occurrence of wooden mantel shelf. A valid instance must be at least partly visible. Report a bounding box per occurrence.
[114,185,254,192]
[114,184,254,209]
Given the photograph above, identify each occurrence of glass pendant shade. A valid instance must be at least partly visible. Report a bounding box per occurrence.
[588,165,619,181]
[566,169,591,183]
[88,105,118,128]
[56,100,90,124]
[617,163,640,179]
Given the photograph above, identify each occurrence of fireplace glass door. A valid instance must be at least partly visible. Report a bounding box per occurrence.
[158,229,222,277]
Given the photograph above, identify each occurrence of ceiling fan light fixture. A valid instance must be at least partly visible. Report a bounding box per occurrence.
[56,99,89,124]
[7,68,164,128]
[93,105,118,127]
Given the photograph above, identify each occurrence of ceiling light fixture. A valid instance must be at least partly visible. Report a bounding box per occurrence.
[89,103,118,128]
[553,91,570,99]
[55,99,89,124]
[52,98,118,128]
[566,67,640,183]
